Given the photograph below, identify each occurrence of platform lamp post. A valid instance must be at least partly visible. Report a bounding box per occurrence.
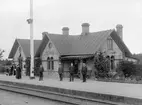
[27,0,35,79]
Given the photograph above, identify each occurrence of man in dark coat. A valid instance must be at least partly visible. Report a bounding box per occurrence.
[69,63,74,82]
[58,63,64,81]
[81,63,87,82]
[39,64,44,81]
[13,65,16,76]
[9,65,14,76]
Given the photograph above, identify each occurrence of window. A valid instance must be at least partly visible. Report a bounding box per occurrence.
[47,57,50,69]
[107,38,113,50]
[51,57,54,70]
[106,55,115,70]
[47,57,54,70]
[48,43,52,49]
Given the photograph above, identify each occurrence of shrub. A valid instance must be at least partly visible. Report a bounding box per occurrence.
[135,64,142,76]
[118,60,136,78]
[0,66,5,73]
[25,57,30,76]
[34,58,42,76]
[25,57,41,76]
[94,52,110,78]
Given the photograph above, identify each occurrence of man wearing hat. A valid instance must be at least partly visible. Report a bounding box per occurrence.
[69,63,75,82]
[81,63,87,82]
[58,62,64,81]
[39,64,44,81]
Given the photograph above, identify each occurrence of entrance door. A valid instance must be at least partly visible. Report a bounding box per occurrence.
[74,64,78,74]
[74,60,79,74]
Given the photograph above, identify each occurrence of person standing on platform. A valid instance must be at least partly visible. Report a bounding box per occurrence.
[81,63,87,82]
[9,65,14,76]
[69,63,74,82]
[13,65,16,76]
[39,64,44,81]
[58,63,64,81]
[16,65,21,79]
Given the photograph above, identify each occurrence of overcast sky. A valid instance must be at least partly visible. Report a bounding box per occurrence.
[0,0,142,59]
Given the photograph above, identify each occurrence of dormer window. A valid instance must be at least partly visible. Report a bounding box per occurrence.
[107,38,113,50]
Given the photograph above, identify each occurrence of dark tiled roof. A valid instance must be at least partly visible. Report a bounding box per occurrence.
[42,29,133,58]
[46,30,113,55]
[8,39,41,58]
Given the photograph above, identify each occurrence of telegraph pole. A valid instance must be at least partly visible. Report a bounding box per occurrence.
[27,0,34,79]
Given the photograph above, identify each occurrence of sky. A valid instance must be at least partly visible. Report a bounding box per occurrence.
[0,0,142,59]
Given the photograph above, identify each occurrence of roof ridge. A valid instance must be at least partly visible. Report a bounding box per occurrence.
[44,29,113,36]
[90,29,114,34]
[17,38,29,40]
[16,39,41,41]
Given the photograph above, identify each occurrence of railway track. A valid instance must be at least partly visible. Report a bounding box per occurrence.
[0,82,127,105]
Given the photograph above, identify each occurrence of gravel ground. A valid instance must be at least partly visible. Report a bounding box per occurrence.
[0,90,71,105]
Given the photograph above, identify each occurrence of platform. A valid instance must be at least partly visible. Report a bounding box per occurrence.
[0,74,142,105]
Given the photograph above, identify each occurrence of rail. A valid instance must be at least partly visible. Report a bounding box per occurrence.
[0,82,125,105]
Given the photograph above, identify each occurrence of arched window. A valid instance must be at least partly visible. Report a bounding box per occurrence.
[51,57,54,70]
[111,56,115,70]
[106,56,110,59]
[47,57,50,70]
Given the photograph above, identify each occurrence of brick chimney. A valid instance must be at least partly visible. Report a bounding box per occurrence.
[116,24,123,40]
[81,23,90,35]
[62,27,69,35]
[42,32,48,39]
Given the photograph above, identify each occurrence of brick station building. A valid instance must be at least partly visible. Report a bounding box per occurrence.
[9,23,138,78]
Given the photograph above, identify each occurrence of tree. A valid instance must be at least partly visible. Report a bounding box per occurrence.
[34,58,42,76]
[133,53,142,64]
[5,59,12,65]
[94,52,110,78]
[0,49,4,60]
[25,57,41,76]
[25,57,30,76]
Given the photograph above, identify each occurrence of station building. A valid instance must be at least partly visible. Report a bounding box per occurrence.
[8,23,138,78]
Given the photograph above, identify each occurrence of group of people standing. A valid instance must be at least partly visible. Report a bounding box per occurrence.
[7,62,87,82]
[7,64,44,81]
[6,65,22,79]
[58,62,88,82]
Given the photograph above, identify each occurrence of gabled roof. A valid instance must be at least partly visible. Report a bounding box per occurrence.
[37,29,132,58]
[8,39,19,58]
[8,39,41,58]
[35,35,49,57]
[110,31,132,57]
[44,30,113,56]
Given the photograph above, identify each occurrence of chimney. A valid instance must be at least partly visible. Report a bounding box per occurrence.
[81,23,90,35]
[62,27,69,35]
[116,24,123,40]
[42,32,48,39]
